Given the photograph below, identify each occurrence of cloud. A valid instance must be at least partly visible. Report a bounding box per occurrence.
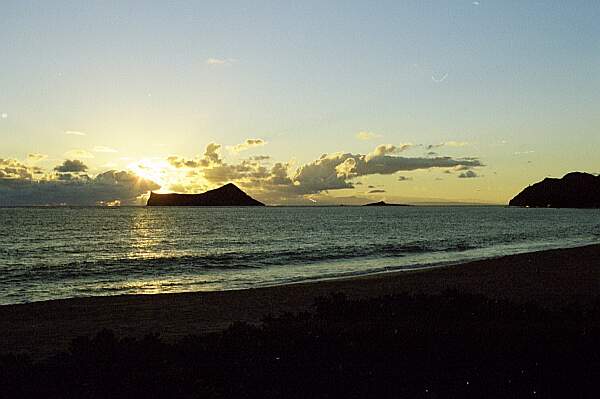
[250,155,271,161]
[451,165,471,172]
[206,58,235,66]
[202,159,270,184]
[356,131,382,141]
[290,145,482,194]
[230,139,267,153]
[431,73,448,83]
[168,142,223,169]
[445,141,469,147]
[1,113,7,119]
[368,189,386,193]
[365,144,412,161]
[171,143,482,197]
[153,142,484,203]
[65,149,94,159]
[0,168,159,206]
[54,160,89,173]
[27,153,48,162]
[93,146,118,153]
[427,141,469,150]
[458,170,479,179]
[64,130,86,136]
[0,159,38,179]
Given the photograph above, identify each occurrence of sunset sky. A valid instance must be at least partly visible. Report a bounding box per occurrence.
[1,1,599,205]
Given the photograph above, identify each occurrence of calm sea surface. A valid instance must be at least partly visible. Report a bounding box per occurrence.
[1,206,599,305]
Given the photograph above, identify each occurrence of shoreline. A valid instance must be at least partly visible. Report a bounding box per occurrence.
[2,243,599,358]
[258,239,600,289]
[3,239,597,307]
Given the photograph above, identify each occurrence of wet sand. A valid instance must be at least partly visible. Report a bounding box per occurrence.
[1,244,599,359]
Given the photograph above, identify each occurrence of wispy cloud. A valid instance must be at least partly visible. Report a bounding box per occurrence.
[356,131,382,141]
[206,58,235,66]
[431,73,448,83]
[93,146,118,153]
[64,130,86,136]
[65,149,94,159]
[230,139,267,153]
[427,141,469,150]
[27,153,48,162]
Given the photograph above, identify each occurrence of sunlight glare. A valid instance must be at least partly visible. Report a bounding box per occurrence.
[127,159,172,192]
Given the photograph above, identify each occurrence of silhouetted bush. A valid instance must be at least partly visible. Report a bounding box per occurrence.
[2,290,600,398]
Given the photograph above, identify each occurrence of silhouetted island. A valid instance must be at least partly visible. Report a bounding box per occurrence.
[509,172,600,208]
[363,201,410,207]
[147,183,265,206]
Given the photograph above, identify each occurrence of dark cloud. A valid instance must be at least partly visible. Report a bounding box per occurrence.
[168,143,222,169]
[54,160,88,173]
[368,189,386,193]
[426,144,443,150]
[458,170,479,179]
[56,173,86,181]
[169,144,293,193]
[265,163,293,186]
[165,143,484,199]
[250,155,271,161]
[453,165,470,172]
[290,148,482,194]
[0,159,34,179]
[0,170,159,206]
[426,141,468,150]
[2,138,486,205]
[203,159,270,184]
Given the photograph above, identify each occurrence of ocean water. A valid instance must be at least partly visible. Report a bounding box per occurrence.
[0,206,599,305]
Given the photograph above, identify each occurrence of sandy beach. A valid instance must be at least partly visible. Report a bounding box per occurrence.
[2,244,599,359]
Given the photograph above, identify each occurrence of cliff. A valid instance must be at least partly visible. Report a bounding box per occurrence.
[509,172,600,208]
[147,183,265,206]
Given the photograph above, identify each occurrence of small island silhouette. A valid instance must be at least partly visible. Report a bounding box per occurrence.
[147,183,265,206]
[363,201,410,207]
[509,172,600,208]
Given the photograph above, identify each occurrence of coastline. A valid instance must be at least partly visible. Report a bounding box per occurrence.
[2,243,599,358]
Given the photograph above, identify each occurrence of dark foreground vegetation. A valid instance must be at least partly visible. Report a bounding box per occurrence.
[2,291,600,398]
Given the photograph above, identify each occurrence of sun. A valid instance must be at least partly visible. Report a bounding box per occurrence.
[127,159,172,192]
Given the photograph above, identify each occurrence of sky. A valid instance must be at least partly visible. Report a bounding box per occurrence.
[1,1,599,205]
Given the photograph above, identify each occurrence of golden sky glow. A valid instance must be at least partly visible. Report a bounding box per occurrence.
[1,2,599,205]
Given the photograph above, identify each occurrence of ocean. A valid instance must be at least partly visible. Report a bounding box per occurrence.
[1,206,598,305]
